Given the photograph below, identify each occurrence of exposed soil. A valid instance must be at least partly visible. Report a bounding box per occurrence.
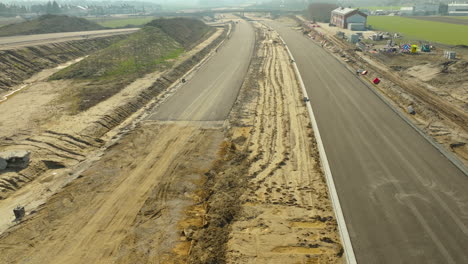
[0,25,226,201]
[188,22,342,264]
[50,19,216,112]
[0,35,127,92]
[0,14,104,37]
[0,19,341,264]
[0,122,224,264]
[227,22,342,264]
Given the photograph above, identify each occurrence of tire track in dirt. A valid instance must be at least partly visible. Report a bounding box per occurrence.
[226,24,343,263]
[0,122,224,264]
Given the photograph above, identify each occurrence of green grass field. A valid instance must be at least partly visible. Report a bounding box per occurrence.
[367,16,468,45]
[87,17,156,28]
[448,16,468,20]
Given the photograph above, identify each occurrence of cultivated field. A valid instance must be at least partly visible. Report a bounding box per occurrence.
[408,16,468,25]
[368,16,468,45]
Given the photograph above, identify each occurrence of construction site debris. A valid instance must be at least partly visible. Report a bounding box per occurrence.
[407,105,416,115]
[0,150,30,170]
[444,50,456,59]
[13,206,25,221]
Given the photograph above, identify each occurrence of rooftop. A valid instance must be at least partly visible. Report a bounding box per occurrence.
[332,7,357,15]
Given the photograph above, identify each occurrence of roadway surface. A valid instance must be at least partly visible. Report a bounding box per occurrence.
[0,28,139,50]
[148,20,255,121]
[266,20,468,263]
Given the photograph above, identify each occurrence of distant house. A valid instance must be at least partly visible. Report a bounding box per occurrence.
[330,7,367,29]
[399,7,414,16]
[448,3,468,16]
[414,3,439,15]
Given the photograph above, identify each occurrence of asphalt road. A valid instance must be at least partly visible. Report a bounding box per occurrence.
[266,20,468,263]
[148,20,255,121]
[0,28,139,50]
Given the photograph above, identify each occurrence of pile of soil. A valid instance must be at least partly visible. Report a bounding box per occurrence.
[146,18,213,49]
[0,35,127,92]
[49,18,215,112]
[0,15,104,37]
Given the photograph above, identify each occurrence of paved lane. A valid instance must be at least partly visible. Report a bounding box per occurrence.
[148,20,255,121]
[0,28,139,50]
[266,20,468,263]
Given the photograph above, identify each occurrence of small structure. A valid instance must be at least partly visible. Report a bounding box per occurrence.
[348,23,366,31]
[336,31,345,38]
[400,7,414,16]
[421,44,431,52]
[13,206,25,221]
[414,3,439,15]
[348,34,360,43]
[0,150,30,170]
[402,44,411,52]
[444,51,456,59]
[448,3,468,16]
[330,7,367,29]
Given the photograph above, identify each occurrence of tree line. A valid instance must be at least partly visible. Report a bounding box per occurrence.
[0,1,156,17]
[0,1,62,17]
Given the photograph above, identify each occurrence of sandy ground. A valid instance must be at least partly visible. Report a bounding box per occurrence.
[0,122,224,264]
[0,26,226,245]
[0,57,84,137]
[0,20,341,263]
[225,23,342,263]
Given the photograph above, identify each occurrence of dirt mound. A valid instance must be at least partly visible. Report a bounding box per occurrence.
[0,15,104,37]
[146,18,214,49]
[0,35,126,92]
[49,19,216,112]
[82,26,227,138]
[50,26,184,111]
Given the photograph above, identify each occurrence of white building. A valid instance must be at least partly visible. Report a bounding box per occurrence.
[448,3,468,16]
[400,6,414,16]
[414,3,439,15]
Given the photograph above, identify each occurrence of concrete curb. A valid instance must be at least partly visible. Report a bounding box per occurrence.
[279,34,358,264]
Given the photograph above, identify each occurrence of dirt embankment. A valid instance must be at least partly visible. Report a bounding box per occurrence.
[0,14,104,37]
[80,25,227,139]
[146,18,214,49]
[187,23,343,264]
[0,122,225,264]
[0,25,227,200]
[0,35,127,92]
[300,18,468,166]
[0,21,341,264]
[50,18,216,112]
